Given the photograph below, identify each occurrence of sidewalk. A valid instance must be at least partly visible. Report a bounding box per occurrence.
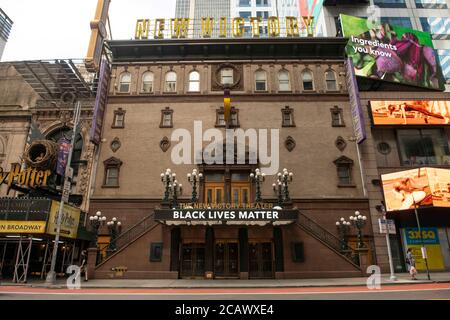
[2,272,450,289]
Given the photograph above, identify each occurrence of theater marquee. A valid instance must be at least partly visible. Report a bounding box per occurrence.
[155,209,298,224]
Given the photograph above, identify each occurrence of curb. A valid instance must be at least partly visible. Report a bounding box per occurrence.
[12,279,449,290]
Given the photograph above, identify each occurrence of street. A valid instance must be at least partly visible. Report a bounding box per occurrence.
[1,283,449,300]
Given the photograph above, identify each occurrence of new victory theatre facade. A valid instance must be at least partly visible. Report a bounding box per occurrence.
[90,36,375,280]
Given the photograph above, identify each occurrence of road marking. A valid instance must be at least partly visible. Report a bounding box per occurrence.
[1,287,450,296]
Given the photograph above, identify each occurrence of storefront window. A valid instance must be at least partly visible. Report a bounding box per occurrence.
[397,129,450,166]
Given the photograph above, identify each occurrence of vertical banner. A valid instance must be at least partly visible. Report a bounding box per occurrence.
[90,58,111,145]
[56,138,71,176]
[346,58,366,144]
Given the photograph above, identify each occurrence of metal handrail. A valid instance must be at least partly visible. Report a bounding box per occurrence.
[97,212,156,265]
[296,211,360,267]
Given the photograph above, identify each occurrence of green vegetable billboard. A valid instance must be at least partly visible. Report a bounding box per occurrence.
[340,14,445,91]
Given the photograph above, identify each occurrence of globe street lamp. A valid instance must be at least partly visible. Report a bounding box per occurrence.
[169,180,183,208]
[89,211,107,247]
[335,217,351,251]
[187,169,203,203]
[274,168,293,204]
[349,210,367,249]
[272,181,283,207]
[250,168,265,203]
[107,218,122,253]
[161,168,176,202]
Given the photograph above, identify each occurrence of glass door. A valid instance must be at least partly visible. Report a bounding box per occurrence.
[249,242,274,279]
[214,241,239,278]
[180,243,205,278]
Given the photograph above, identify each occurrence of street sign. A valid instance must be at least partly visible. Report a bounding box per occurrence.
[62,180,71,203]
[379,219,396,234]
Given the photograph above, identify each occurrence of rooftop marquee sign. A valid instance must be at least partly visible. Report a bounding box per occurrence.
[135,16,316,40]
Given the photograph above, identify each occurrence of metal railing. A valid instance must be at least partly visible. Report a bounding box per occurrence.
[96,212,157,265]
[296,211,360,268]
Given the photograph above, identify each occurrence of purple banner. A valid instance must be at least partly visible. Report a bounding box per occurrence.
[90,58,111,145]
[57,138,71,176]
[346,58,366,144]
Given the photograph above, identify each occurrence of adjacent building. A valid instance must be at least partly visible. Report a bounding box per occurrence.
[0,8,13,60]
[316,0,450,88]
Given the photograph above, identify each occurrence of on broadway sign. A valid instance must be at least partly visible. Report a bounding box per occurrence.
[155,209,298,221]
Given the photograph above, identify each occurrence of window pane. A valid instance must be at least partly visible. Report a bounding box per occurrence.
[326,72,337,91]
[255,81,266,91]
[302,71,313,90]
[337,166,350,184]
[221,68,234,85]
[106,168,119,186]
[231,173,249,181]
[163,113,172,126]
[205,173,224,181]
[397,129,450,165]
[115,114,124,126]
[189,81,200,92]
[166,72,176,82]
[255,71,266,81]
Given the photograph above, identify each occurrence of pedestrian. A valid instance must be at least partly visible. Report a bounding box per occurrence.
[406,248,417,280]
[80,250,88,281]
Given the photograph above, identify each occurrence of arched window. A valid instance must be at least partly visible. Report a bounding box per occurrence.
[142,72,154,93]
[278,70,291,91]
[165,71,177,92]
[325,70,337,91]
[188,71,200,92]
[255,70,267,91]
[118,72,131,93]
[301,70,314,91]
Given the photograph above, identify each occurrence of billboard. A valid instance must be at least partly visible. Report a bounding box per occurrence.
[370,100,450,125]
[404,227,445,270]
[381,167,450,212]
[46,201,80,239]
[340,14,445,91]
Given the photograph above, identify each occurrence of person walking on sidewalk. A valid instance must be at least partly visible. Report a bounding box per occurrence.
[80,250,88,281]
[406,248,418,280]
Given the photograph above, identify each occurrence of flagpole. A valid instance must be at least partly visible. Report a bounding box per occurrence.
[45,100,81,286]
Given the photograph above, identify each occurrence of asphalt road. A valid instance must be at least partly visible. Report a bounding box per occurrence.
[1,283,449,300]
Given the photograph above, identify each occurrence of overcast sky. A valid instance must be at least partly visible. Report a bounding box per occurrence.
[0,0,176,62]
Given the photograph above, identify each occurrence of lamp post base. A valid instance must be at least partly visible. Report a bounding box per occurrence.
[45,271,57,286]
[389,275,398,281]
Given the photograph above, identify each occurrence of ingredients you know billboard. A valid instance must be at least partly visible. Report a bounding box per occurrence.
[340,14,445,91]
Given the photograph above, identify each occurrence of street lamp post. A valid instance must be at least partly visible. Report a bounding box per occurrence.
[89,211,107,247]
[250,168,265,203]
[273,168,293,206]
[380,203,397,281]
[170,180,183,209]
[107,218,122,253]
[272,181,283,207]
[335,217,351,251]
[187,169,203,203]
[45,100,81,286]
[161,169,175,202]
[349,210,367,249]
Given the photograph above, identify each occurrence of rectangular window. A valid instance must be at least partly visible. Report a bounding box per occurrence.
[337,166,351,185]
[105,167,119,186]
[256,11,269,19]
[149,243,163,262]
[239,0,251,6]
[415,0,447,9]
[374,0,407,8]
[114,114,124,127]
[239,11,251,19]
[380,17,412,29]
[283,112,292,126]
[279,79,290,91]
[163,113,172,127]
[397,129,450,166]
[221,69,234,85]
[420,17,450,40]
[256,0,269,6]
[438,50,450,80]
